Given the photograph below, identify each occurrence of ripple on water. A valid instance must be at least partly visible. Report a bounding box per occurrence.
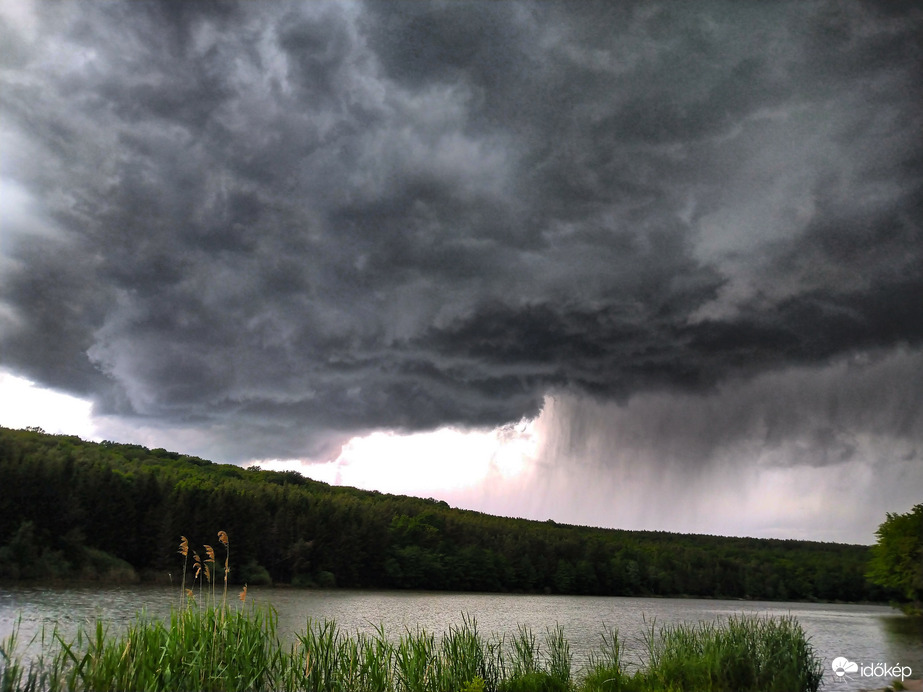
[0,586,919,692]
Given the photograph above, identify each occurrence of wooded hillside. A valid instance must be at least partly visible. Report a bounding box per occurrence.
[0,426,888,602]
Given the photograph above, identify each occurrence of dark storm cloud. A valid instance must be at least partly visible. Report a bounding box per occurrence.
[1,1,921,461]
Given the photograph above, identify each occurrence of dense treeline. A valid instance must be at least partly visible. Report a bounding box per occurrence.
[0,426,889,602]
[867,503,923,614]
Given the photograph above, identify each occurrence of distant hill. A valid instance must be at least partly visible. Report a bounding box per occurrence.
[0,426,889,602]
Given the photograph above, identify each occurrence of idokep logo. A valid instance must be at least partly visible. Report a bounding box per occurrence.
[831,656,912,683]
[831,657,858,678]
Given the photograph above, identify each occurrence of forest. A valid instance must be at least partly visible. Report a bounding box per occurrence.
[0,426,890,603]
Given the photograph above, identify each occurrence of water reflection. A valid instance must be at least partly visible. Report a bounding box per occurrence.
[881,613,923,639]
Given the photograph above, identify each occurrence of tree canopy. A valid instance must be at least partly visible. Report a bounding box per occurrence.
[867,503,923,614]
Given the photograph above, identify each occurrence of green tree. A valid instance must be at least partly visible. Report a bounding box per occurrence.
[867,503,923,614]
[553,559,576,594]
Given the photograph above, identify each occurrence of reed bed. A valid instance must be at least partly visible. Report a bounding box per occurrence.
[0,532,824,692]
[0,610,825,692]
[589,614,825,692]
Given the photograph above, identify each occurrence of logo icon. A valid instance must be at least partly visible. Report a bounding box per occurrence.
[832,657,859,678]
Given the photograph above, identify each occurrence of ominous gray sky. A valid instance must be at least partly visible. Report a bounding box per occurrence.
[1,1,921,541]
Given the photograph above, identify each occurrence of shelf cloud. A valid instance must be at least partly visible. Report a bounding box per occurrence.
[1,0,921,519]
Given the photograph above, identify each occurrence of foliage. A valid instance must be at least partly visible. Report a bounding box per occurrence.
[0,426,880,602]
[867,503,923,614]
[0,609,824,692]
[1,604,287,692]
[238,560,273,586]
[462,677,487,692]
[0,520,138,583]
[632,615,823,692]
[499,671,570,692]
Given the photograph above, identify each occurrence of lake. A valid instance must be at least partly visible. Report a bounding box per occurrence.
[1,584,920,690]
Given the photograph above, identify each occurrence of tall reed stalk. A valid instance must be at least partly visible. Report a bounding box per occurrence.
[178,536,189,610]
[218,530,230,610]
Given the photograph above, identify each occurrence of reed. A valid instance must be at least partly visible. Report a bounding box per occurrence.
[0,608,824,692]
[629,614,824,692]
[218,530,230,609]
[177,536,189,609]
[0,619,66,692]
[580,625,623,692]
[509,624,539,678]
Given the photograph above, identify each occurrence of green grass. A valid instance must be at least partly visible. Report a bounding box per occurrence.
[1,608,823,692]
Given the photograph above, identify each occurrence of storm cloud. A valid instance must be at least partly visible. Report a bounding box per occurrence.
[1,1,921,466]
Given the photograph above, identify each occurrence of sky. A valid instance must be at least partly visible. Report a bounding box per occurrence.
[1,1,921,544]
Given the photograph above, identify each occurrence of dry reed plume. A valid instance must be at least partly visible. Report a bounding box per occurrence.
[218,530,230,608]
[178,536,189,609]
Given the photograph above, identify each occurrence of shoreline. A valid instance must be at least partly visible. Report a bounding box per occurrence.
[0,578,898,608]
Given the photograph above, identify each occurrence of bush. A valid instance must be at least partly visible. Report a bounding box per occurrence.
[81,547,139,583]
[237,560,272,586]
[315,569,337,588]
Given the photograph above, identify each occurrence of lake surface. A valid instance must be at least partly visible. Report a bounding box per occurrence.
[1,584,920,690]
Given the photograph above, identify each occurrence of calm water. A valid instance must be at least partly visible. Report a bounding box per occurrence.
[1,584,920,690]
